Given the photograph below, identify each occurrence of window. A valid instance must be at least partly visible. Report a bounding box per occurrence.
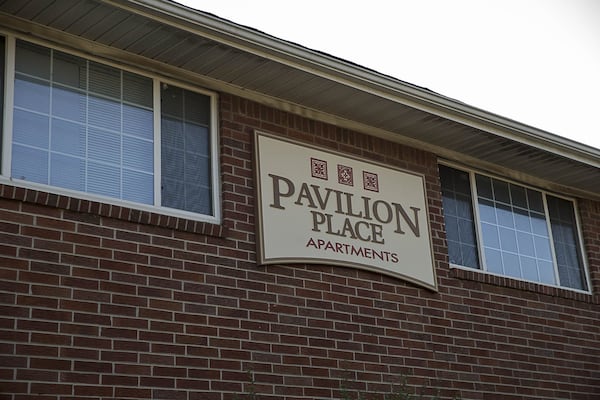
[0,36,4,146]
[439,164,589,291]
[2,38,218,221]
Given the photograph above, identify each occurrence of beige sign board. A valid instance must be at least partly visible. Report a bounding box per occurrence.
[254,132,437,291]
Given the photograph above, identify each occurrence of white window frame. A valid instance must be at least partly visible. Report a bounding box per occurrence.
[1,34,221,224]
[440,161,591,294]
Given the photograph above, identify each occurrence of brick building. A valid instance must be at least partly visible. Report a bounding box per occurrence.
[0,1,599,399]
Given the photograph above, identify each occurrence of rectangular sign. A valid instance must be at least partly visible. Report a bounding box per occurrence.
[254,132,437,291]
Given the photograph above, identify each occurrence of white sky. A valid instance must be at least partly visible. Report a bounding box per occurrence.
[177,0,600,150]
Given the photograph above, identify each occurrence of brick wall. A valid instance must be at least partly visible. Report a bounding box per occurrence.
[0,93,599,400]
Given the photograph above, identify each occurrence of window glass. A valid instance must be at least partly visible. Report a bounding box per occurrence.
[547,195,587,290]
[0,36,4,154]
[14,75,50,113]
[12,145,47,183]
[440,165,588,291]
[8,39,216,220]
[161,84,212,215]
[475,174,556,285]
[12,41,154,204]
[15,41,50,79]
[439,165,479,269]
[53,51,86,89]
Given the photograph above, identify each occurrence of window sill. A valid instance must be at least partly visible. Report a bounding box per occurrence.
[449,265,597,304]
[0,183,227,237]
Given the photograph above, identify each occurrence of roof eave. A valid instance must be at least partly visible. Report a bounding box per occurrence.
[108,0,599,169]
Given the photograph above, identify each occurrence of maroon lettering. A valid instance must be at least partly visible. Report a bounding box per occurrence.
[305,237,399,264]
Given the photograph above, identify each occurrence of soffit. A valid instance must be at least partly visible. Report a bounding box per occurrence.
[0,0,598,198]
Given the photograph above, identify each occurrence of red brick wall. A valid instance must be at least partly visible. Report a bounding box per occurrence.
[0,93,599,400]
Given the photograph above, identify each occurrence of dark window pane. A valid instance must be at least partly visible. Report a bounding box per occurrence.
[510,184,527,209]
[123,71,153,107]
[161,84,183,118]
[89,61,120,98]
[53,51,86,89]
[447,239,463,265]
[527,188,544,212]
[547,196,587,290]
[475,174,493,199]
[185,90,211,125]
[458,218,475,243]
[462,245,479,269]
[445,216,459,241]
[439,165,479,269]
[0,36,4,156]
[15,41,50,79]
[492,179,510,204]
[161,85,212,215]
